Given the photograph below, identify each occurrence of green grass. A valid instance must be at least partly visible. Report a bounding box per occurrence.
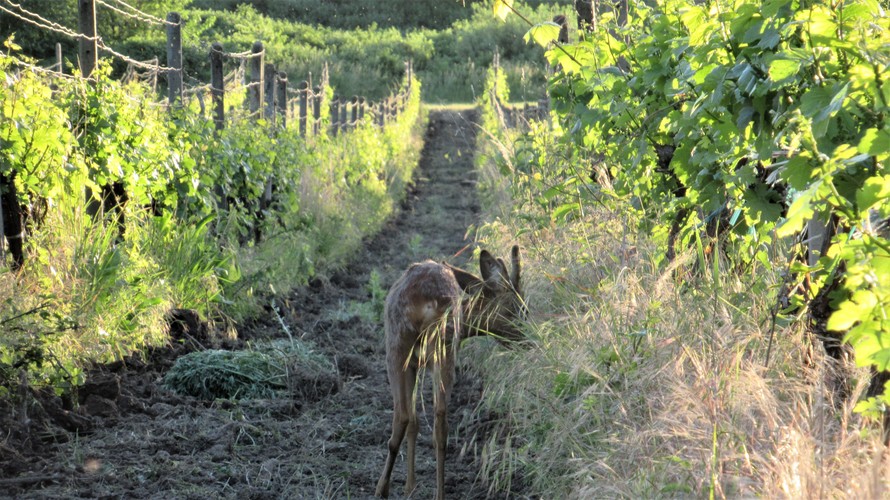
[465,88,890,497]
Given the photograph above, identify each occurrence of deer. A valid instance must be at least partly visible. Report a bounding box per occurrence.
[375,245,526,499]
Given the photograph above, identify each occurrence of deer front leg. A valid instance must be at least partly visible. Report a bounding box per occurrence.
[433,360,455,500]
[376,410,406,498]
[404,366,419,495]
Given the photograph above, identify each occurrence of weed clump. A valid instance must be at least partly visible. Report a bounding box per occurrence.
[163,340,338,400]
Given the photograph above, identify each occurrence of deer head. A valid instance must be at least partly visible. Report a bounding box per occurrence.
[447,245,526,343]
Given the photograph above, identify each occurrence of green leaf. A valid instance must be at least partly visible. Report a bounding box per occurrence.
[524,22,561,48]
[736,106,756,131]
[830,289,878,332]
[550,47,582,74]
[552,202,580,222]
[681,6,710,46]
[757,28,781,49]
[856,175,890,213]
[780,156,814,191]
[762,0,792,18]
[776,185,818,238]
[803,6,838,42]
[493,0,514,21]
[854,397,886,419]
[844,320,885,367]
[768,58,801,82]
[858,128,890,157]
[743,185,784,224]
[800,82,850,138]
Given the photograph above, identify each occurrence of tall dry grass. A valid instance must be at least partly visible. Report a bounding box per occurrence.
[466,132,889,498]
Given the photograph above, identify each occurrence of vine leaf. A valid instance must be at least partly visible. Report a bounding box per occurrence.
[767,58,800,83]
[858,127,890,157]
[524,22,561,48]
[829,290,877,332]
[781,156,812,191]
[856,175,890,214]
[800,82,850,138]
[776,184,818,238]
[493,0,514,21]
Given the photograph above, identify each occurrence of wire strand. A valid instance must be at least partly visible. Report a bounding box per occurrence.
[0,0,98,41]
[7,56,79,80]
[95,0,178,27]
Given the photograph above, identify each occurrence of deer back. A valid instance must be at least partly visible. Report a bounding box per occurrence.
[384,261,463,367]
[385,246,525,365]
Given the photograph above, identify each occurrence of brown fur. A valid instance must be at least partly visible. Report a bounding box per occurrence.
[375,246,525,499]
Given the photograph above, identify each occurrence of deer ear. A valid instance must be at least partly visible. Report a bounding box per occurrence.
[445,263,483,292]
[479,250,508,284]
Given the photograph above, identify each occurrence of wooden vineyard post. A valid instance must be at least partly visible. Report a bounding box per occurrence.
[248,42,264,118]
[340,98,349,131]
[299,80,308,138]
[210,43,225,131]
[358,97,366,122]
[556,14,569,44]
[350,96,359,128]
[404,60,410,91]
[277,72,288,129]
[313,86,322,136]
[264,63,276,124]
[80,0,100,219]
[209,42,228,210]
[78,0,97,78]
[79,0,125,235]
[258,62,277,243]
[166,12,183,107]
[377,102,385,128]
[0,168,24,269]
[56,42,63,72]
[331,98,340,137]
[574,0,595,34]
[246,42,263,242]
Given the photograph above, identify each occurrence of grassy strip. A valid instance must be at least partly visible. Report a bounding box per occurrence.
[466,98,888,497]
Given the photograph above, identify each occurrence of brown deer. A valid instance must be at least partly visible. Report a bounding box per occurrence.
[375,245,526,499]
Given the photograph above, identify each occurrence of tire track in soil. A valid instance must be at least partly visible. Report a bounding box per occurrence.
[8,109,519,499]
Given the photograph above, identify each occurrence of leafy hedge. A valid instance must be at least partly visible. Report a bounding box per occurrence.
[0,41,423,395]
[0,2,565,102]
[523,0,889,410]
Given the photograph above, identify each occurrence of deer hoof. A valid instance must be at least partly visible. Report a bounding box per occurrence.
[375,479,389,498]
[404,479,417,496]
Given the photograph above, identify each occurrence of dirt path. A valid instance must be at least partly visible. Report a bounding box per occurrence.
[5,109,516,499]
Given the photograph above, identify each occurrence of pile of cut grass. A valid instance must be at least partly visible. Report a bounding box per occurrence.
[163,339,336,400]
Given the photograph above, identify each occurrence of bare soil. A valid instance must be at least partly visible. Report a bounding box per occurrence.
[1,109,524,499]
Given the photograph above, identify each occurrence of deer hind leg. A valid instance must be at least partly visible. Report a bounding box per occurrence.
[403,365,419,495]
[376,364,416,498]
[433,358,455,500]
